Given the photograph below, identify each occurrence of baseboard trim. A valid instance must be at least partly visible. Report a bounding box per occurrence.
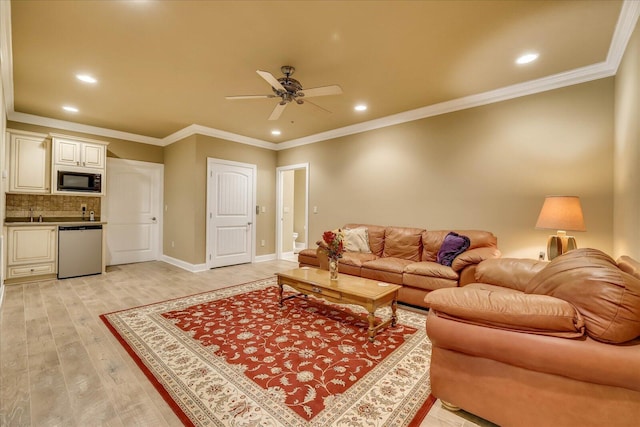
[160,255,208,273]
[254,253,277,263]
[160,253,282,270]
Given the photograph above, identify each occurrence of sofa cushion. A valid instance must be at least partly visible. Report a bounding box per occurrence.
[437,232,471,266]
[362,257,414,274]
[404,261,459,280]
[403,273,459,291]
[342,227,371,253]
[426,287,585,338]
[339,252,378,268]
[475,258,548,292]
[344,224,386,257]
[465,282,524,293]
[526,248,640,344]
[382,226,424,261]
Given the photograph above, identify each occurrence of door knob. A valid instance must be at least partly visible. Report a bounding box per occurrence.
[151,217,157,221]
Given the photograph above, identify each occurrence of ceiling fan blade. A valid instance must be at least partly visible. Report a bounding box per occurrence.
[303,99,332,114]
[225,95,276,100]
[300,85,343,98]
[268,102,288,120]
[257,70,286,92]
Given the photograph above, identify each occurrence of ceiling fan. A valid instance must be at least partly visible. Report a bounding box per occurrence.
[225,65,343,120]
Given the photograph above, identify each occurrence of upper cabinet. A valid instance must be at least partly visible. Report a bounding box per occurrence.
[52,136,106,170]
[5,130,109,196]
[50,135,108,196]
[7,130,51,194]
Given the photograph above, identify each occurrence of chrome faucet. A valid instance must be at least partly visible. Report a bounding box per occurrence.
[29,207,34,222]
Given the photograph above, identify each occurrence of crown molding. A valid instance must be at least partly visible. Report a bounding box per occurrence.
[162,124,277,149]
[6,110,164,145]
[607,0,640,69]
[2,1,638,151]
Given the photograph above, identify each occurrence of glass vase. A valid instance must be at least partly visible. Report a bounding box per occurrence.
[329,257,339,280]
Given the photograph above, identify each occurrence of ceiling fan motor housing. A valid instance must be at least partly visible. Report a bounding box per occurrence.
[274,77,303,99]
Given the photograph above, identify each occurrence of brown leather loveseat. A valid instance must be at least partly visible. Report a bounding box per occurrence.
[425,248,640,426]
[298,223,501,308]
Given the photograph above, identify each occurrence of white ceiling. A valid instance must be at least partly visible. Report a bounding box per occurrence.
[2,1,639,149]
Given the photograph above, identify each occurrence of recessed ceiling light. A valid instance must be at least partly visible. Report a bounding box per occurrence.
[76,74,97,84]
[516,53,539,65]
[354,104,367,111]
[62,105,79,113]
[271,130,281,136]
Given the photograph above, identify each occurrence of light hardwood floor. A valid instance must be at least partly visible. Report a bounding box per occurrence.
[0,260,491,427]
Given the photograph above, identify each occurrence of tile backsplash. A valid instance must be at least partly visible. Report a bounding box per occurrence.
[6,194,101,218]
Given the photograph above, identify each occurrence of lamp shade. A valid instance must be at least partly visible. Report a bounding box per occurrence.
[535,196,586,231]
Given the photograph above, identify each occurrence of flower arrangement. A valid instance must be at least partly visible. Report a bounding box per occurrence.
[321,229,345,260]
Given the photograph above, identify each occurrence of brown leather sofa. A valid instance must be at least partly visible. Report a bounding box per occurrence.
[425,248,640,426]
[298,223,501,308]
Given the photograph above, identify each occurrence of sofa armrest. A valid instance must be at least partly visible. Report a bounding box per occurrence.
[451,247,501,272]
[425,287,585,338]
[474,258,548,292]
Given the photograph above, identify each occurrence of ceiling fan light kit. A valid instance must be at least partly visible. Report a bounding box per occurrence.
[226,65,343,121]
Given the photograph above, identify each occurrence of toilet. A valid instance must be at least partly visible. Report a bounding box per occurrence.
[292,232,299,253]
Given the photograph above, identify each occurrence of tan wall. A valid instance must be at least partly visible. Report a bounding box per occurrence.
[161,134,277,264]
[5,121,164,164]
[163,136,198,263]
[277,78,614,258]
[614,20,640,259]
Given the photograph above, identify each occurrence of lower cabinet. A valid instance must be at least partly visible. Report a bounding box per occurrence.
[6,225,57,282]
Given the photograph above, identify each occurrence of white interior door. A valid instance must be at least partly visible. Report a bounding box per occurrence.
[207,158,255,268]
[105,158,163,265]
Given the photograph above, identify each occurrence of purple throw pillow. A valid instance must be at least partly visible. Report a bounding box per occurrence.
[437,232,471,267]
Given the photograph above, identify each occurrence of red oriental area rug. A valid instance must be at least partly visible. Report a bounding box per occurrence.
[101,277,434,426]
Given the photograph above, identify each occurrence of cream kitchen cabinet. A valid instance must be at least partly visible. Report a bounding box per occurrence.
[52,136,106,170]
[6,225,57,282]
[7,130,51,193]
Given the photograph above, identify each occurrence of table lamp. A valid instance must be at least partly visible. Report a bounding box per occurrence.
[535,195,586,260]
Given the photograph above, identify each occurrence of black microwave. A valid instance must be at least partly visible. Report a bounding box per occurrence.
[57,170,102,193]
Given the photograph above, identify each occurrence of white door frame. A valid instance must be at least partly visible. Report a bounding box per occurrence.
[104,158,164,265]
[276,163,309,260]
[206,158,257,269]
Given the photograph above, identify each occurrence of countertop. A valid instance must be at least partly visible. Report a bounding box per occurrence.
[4,217,107,226]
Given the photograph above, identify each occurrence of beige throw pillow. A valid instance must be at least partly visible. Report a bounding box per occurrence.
[343,227,371,253]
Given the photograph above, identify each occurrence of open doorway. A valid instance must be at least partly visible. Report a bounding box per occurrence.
[276,163,309,261]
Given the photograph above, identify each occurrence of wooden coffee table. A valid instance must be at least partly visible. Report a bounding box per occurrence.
[276,268,401,342]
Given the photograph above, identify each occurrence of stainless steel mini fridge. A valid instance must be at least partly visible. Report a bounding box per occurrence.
[58,225,103,279]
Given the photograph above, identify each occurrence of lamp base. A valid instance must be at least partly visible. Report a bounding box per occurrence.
[547,234,577,260]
